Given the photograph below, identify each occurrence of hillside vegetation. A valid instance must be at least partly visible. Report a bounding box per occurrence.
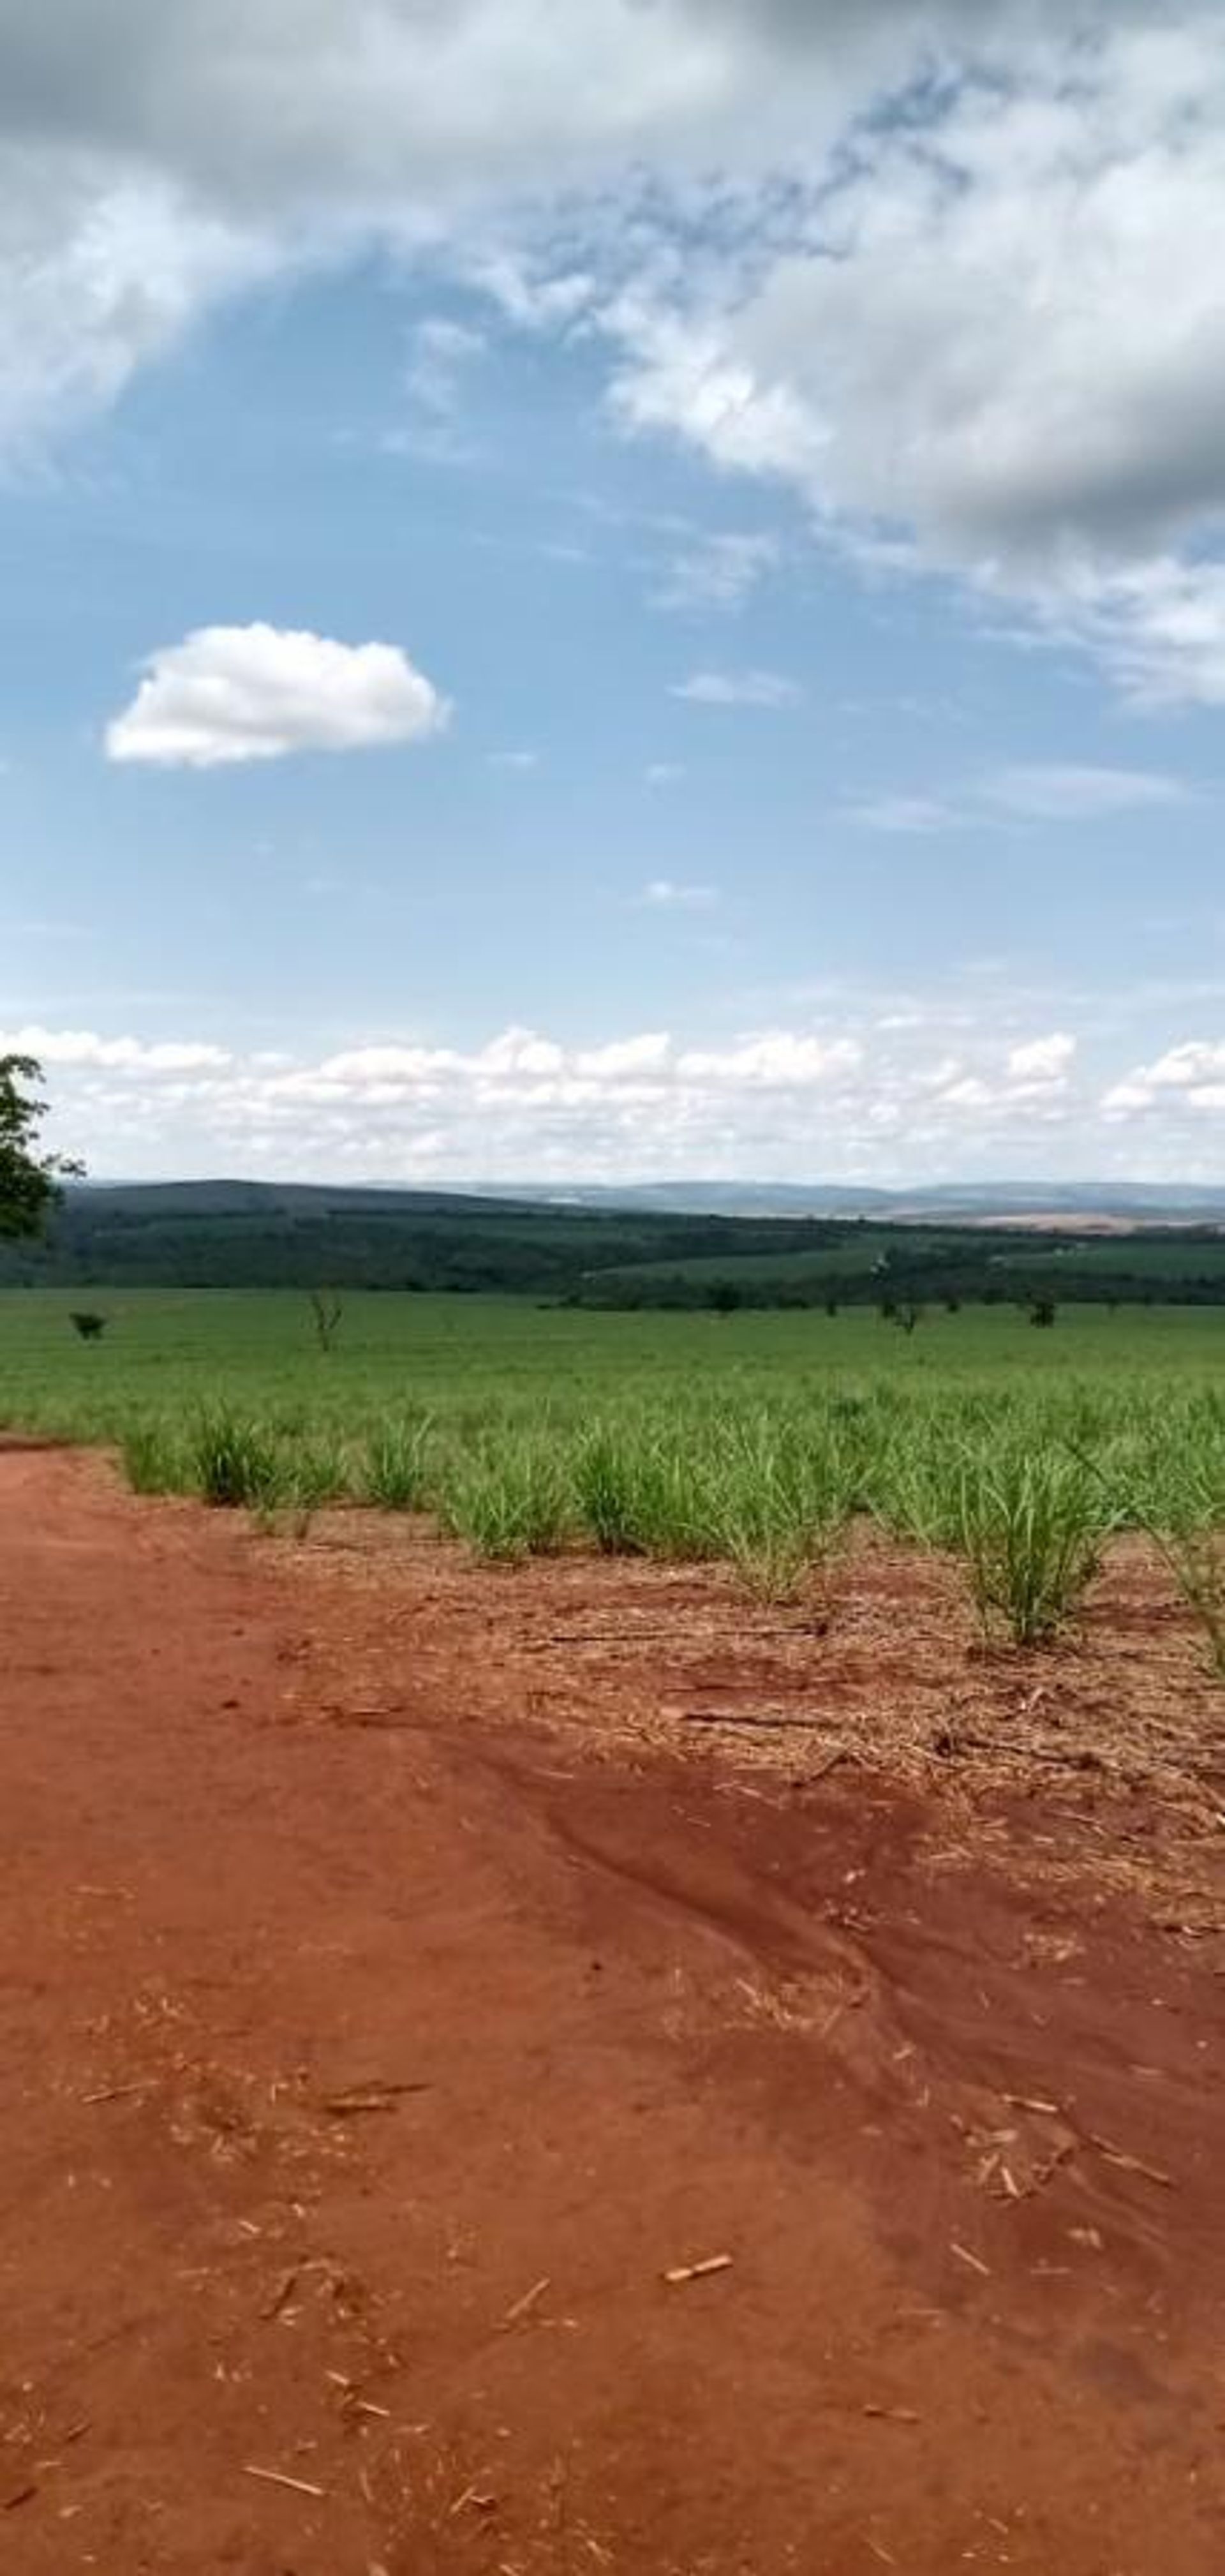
[4,1179,1225,1309]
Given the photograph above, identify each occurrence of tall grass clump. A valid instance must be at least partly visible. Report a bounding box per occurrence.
[572,1424,648,1554]
[1070,1438,1225,1684]
[571,1417,722,1560]
[362,1415,434,1510]
[439,1438,574,1561]
[956,1446,1106,1647]
[121,1417,189,1496]
[713,1414,852,1602]
[189,1406,282,1510]
[1159,1528,1225,1681]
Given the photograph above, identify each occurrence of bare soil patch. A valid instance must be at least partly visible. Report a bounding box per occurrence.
[3,1450,1224,2573]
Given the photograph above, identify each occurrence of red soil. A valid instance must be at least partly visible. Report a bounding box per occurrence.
[2,1447,1224,2573]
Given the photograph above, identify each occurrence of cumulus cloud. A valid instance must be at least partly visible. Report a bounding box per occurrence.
[105,623,449,767]
[600,13,1225,703]
[1104,1041,1225,1117]
[0,1022,230,1072]
[1007,1032,1076,1089]
[24,1001,1225,1183]
[671,668,801,708]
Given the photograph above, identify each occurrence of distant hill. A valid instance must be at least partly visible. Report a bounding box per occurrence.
[3,1176,1225,1308]
[509,1179,1225,1223]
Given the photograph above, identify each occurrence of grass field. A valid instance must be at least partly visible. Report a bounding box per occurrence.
[6,1287,1225,1651]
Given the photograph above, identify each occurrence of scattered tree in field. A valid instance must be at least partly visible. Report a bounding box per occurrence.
[308,1288,345,1352]
[0,1054,81,1240]
[945,1295,961,1314]
[891,1300,923,1336]
[708,1281,743,1318]
[70,1311,108,1341]
[824,1298,840,1318]
[1028,1296,1058,1329]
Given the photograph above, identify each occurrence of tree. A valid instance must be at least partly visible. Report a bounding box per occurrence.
[308,1288,345,1353]
[707,1281,743,1318]
[1029,1295,1057,1329]
[0,1055,80,1240]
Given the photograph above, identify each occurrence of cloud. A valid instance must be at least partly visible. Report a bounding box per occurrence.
[488,748,540,771]
[641,878,718,909]
[671,667,801,708]
[24,994,1225,1184]
[984,764,1191,821]
[0,1022,229,1072]
[105,623,450,767]
[6,5,1225,706]
[843,766,1192,833]
[1007,1032,1076,1090]
[653,530,779,613]
[598,13,1225,703]
[843,795,957,835]
[1103,1040,1225,1117]
[406,316,486,411]
[646,761,685,787]
[393,313,488,460]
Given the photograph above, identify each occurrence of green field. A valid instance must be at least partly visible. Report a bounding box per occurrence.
[5,1288,1225,1649]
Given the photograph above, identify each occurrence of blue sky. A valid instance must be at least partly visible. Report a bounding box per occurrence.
[3,1,1225,1185]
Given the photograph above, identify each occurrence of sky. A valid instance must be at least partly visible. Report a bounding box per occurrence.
[3,0,1225,1189]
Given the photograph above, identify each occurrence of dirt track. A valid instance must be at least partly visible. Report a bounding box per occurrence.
[3,1448,1224,2574]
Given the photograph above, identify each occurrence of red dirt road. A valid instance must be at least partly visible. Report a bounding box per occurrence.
[3,1449,1224,2574]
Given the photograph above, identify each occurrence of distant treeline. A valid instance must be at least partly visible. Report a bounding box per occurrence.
[3,1180,1225,1309]
[580,1265,1225,1313]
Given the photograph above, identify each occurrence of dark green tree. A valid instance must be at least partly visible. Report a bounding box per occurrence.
[0,1055,81,1240]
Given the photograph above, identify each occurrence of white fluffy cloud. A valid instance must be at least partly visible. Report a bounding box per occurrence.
[0,1023,230,1072]
[22,1006,1194,1187]
[1104,1042,1225,1119]
[1007,1033,1076,1091]
[105,623,449,767]
[600,13,1225,701]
